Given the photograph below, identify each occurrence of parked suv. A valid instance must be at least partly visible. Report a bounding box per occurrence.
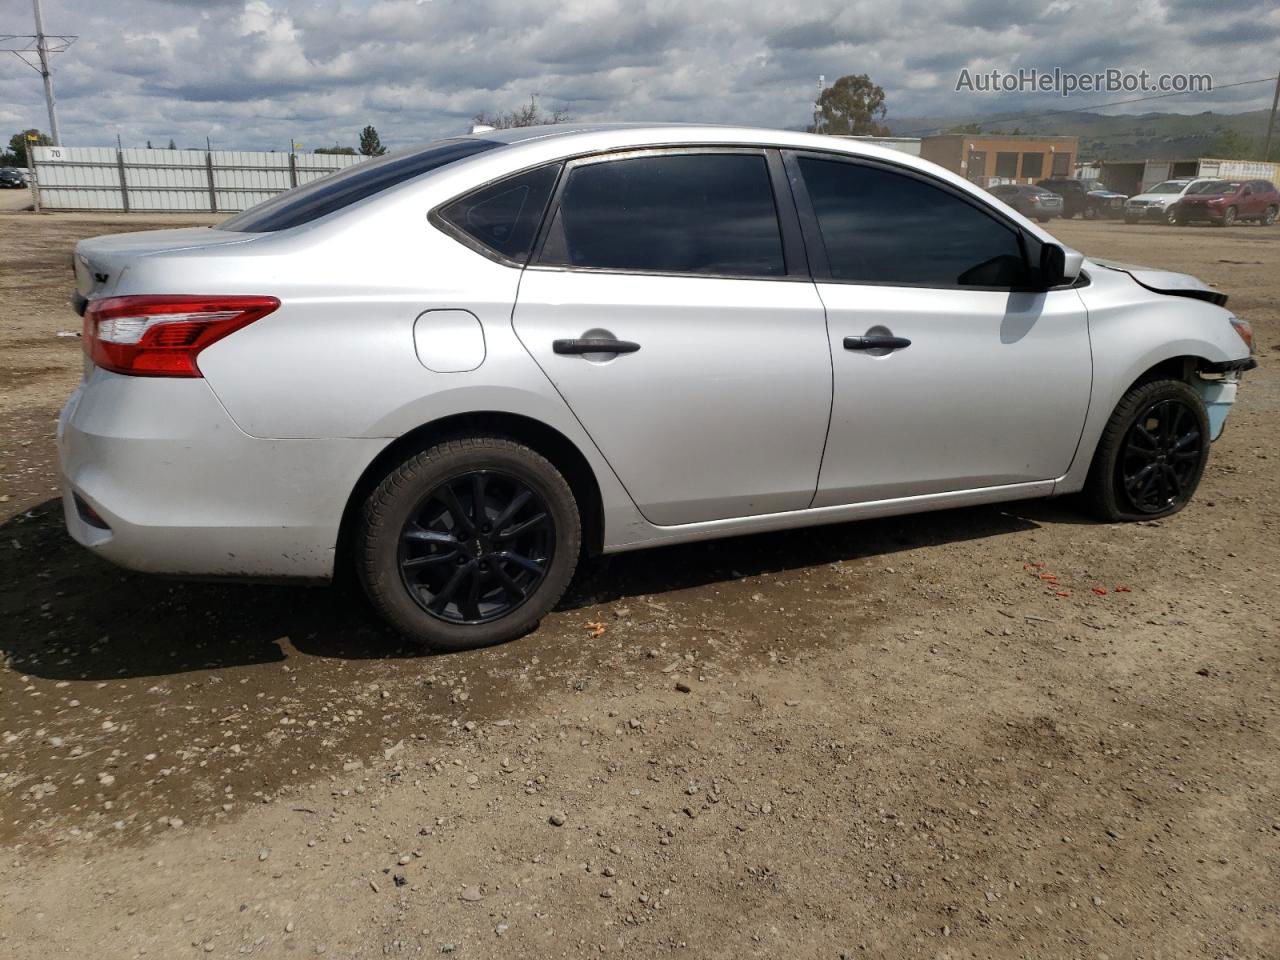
[1172,179,1279,227]
[0,167,26,189]
[59,125,1255,650]
[1036,178,1127,219]
[1124,178,1213,224]
[988,183,1063,222]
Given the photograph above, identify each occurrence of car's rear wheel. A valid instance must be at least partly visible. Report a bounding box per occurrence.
[357,437,581,651]
[1084,379,1210,522]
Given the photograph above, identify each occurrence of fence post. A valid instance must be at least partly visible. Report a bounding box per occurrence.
[205,152,217,213]
[288,151,297,188]
[26,145,40,212]
[116,148,130,213]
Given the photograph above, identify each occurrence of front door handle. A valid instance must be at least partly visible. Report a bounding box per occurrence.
[843,335,911,351]
[553,338,641,355]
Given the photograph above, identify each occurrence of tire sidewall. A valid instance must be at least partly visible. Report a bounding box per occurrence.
[360,440,580,651]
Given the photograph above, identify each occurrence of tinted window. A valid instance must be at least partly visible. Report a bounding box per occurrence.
[994,152,1018,178]
[799,157,1028,288]
[1020,153,1044,178]
[220,139,501,233]
[538,153,785,277]
[437,163,560,262]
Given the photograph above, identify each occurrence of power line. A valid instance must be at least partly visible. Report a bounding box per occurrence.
[1,0,76,145]
[891,74,1280,137]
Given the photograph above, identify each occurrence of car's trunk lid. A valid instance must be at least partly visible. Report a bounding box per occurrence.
[73,227,259,306]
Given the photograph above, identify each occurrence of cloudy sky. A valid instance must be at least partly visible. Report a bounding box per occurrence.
[2,0,1278,151]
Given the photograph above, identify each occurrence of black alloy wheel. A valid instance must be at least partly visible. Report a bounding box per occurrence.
[398,469,554,624]
[1116,398,1205,515]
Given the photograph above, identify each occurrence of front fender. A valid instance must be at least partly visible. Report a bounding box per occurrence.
[1057,267,1248,491]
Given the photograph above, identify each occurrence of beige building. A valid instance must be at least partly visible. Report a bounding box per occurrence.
[920,134,1079,186]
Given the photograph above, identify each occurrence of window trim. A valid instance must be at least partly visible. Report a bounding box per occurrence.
[428,161,565,268]
[781,149,1048,293]
[525,146,811,283]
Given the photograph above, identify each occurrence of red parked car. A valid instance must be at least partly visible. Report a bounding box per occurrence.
[1171,179,1279,226]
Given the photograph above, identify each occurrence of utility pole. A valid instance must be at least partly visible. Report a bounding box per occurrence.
[31,0,60,144]
[813,75,826,134]
[1,1,76,145]
[1265,71,1280,164]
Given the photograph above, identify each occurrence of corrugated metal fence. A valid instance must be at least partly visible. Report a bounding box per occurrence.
[30,145,368,213]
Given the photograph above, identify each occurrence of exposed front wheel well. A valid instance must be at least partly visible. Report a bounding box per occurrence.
[334,412,605,584]
[1127,356,1207,392]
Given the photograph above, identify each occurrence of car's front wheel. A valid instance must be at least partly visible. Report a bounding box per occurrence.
[357,437,581,651]
[1084,379,1210,522]
[1262,205,1278,226]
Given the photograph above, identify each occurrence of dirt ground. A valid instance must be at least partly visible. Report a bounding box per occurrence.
[1,211,1277,959]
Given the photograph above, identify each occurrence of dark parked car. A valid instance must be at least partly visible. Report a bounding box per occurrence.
[988,183,1063,222]
[1037,177,1128,219]
[1171,179,1279,227]
[0,168,27,189]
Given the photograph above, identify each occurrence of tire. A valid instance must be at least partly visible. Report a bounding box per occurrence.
[1083,205,1098,220]
[1165,206,1180,226]
[1084,379,1210,522]
[1263,205,1278,226]
[1221,206,1237,227]
[1037,217,1051,223]
[357,437,581,651]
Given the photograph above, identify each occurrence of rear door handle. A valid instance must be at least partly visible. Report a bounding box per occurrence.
[553,338,641,355]
[843,335,911,351]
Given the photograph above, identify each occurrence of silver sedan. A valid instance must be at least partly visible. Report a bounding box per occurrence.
[60,124,1256,649]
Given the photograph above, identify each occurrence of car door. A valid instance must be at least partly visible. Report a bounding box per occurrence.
[512,149,832,526]
[786,152,1093,507]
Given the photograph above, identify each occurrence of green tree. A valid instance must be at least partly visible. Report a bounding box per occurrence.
[944,122,984,134]
[808,74,889,136]
[168,138,176,150]
[1210,129,1255,160]
[4,129,51,167]
[314,145,357,155]
[359,125,387,156]
[472,95,571,130]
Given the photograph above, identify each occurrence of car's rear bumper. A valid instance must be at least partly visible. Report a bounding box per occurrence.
[57,370,387,580]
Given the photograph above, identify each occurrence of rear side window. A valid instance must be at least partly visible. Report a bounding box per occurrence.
[436,163,560,263]
[219,139,501,233]
[798,157,1028,288]
[537,153,785,278]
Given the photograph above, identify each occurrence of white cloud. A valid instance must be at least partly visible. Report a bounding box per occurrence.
[1,0,1275,150]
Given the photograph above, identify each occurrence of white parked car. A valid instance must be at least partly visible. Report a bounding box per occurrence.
[1124,178,1215,224]
[60,125,1256,649]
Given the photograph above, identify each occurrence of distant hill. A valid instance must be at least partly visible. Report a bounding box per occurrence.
[885,109,1275,162]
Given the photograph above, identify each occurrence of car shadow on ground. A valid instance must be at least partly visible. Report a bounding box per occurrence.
[0,495,1074,682]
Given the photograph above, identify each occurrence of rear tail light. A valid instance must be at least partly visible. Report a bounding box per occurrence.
[1229,317,1253,353]
[83,295,279,377]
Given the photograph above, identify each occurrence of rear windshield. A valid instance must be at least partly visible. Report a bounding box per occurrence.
[218,138,501,233]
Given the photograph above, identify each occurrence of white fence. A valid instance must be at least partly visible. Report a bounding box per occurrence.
[30,145,368,213]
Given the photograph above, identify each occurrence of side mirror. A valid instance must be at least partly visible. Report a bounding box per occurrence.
[1037,242,1083,287]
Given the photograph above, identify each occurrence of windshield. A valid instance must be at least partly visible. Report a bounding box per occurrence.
[218,138,502,233]
[1187,181,1240,195]
[1147,181,1187,194]
[1081,180,1106,191]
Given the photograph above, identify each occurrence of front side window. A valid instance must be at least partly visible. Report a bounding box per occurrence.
[798,157,1028,288]
[537,153,785,278]
[437,163,560,263]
